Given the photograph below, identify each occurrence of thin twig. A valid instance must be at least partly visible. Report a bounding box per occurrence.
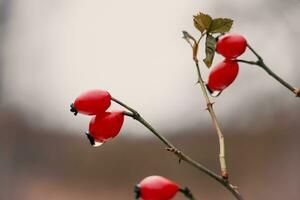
[192,33,228,179]
[113,98,244,200]
[235,59,257,65]
[238,44,300,97]
[111,97,139,114]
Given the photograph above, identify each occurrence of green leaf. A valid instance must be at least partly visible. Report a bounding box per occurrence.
[203,34,216,68]
[193,12,212,33]
[208,18,233,34]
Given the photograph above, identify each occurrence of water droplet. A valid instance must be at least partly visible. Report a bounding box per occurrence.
[93,141,104,147]
[210,90,222,97]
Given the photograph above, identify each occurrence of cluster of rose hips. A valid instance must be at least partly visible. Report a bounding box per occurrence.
[70,89,124,146]
[70,91,194,199]
[207,34,247,95]
[69,33,248,199]
[69,8,299,199]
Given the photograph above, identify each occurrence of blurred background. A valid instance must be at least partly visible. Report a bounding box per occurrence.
[0,0,299,199]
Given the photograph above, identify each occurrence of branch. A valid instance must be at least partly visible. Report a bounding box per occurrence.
[191,33,228,179]
[111,97,244,200]
[238,44,300,97]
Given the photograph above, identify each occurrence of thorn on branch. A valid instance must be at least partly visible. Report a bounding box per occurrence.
[166,147,183,163]
[230,184,238,190]
[196,79,206,86]
[205,102,214,111]
[166,147,180,154]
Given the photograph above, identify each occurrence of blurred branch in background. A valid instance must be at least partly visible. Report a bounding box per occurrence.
[0,0,12,103]
[0,0,299,130]
[0,104,300,200]
[0,2,15,200]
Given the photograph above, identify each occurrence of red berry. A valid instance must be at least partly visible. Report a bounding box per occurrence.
[136,176,179,200]
[216,34,247,58]
[88,111,124,144]
[71,89,111,115]
[207,59,239,92]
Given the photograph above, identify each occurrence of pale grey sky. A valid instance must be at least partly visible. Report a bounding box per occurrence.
[1,0,299,136]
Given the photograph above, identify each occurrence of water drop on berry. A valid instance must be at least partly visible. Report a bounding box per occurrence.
[210,90,222,97]
[92,141,104,147]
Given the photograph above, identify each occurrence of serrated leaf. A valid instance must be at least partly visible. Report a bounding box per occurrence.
[203,34,216,68]
[193,12,212,33]
[208,18,233,34]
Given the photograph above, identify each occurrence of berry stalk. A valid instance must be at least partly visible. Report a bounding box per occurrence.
[237,44,300,97]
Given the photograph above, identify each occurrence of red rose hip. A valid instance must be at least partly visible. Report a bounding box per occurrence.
[216,34,247,58]
[207,59,239,92]
[135,176,179,200]
[70,89,111,115]
[87,111,124,146]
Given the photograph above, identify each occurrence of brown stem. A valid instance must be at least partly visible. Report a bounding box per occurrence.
[240,44,300,97]
[193,34,228,179]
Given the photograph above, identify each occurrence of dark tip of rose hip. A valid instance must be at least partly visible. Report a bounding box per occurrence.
[134,185,141,199]
[85,132,95,146]
[206,84,223,98]
[70,103,78,116]
[179,187,193,199]
[206,83,214,94]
